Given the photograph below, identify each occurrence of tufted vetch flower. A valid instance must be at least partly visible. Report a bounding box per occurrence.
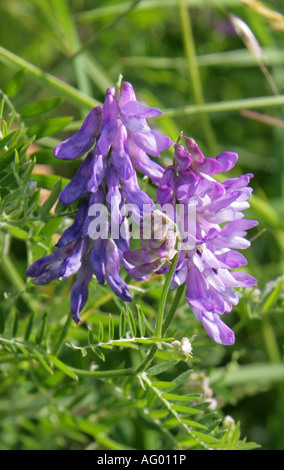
[26,80,257,343]
[27,80,172,323]
[154,136,258,345]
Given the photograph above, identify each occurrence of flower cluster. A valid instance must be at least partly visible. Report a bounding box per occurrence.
[124,209,177,280]
[26,81,172,323]
[26,79,258,346]
[160,137,257,345]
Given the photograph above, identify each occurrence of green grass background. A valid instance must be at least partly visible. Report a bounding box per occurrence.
[0,0,284,450]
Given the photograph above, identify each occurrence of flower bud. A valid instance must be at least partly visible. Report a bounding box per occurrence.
[125,209,177,280]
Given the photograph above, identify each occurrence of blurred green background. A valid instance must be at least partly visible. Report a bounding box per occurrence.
[0,0,284,450]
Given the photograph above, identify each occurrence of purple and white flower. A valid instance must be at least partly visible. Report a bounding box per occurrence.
[167,138,257,345]
[27,80,172,323]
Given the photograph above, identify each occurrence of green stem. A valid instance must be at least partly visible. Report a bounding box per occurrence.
[134,345,158,374]
[262,318,282,363]
[70,366,135,378]
[0,46,100,110]
[155,252,179,338]
[163,283,186,335]
[135,253,180,374]
[51,314,73,357]
[5,211,78,226]
[119,49,284,69]
[162,94,284,118]
[178,0,217,155]
[0,351,135,378]
[0,254,25,293]
[0,254,37,312]
[75,0,241,23]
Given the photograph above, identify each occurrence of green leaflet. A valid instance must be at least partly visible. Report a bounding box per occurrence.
[31,173,70,190]
[5,68,26,97]
[26,116,73,138]
[20,97,65,118]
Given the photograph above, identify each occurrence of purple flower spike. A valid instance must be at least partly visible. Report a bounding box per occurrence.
[155,137,258,345]
[53,106,102,160]
[26,79,177,324]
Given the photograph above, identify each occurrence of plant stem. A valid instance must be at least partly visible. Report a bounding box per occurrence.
[134,345,158,374]
[155,252,179,338]
[70,366,135,378]
[162,94,284,117]
[75,0,241,23]
[52,314,73,357]
[0,254,37,312]
[262,318,282,363]
[163,283,186,335]
[135,253,180,374]
[0,352,135,378]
